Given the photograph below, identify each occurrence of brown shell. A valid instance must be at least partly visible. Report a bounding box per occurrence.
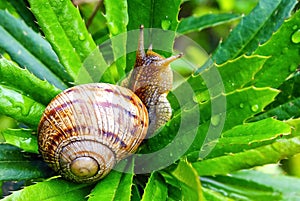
[38,83,148,183]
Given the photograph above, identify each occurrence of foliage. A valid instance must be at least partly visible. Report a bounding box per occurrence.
[0,0,300,200]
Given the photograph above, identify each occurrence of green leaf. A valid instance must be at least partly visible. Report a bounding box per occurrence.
[2,178,92,201]
[242,0,297,54]
[250,71,300,121]
[194,55,268,103]
[87,171,124,201]
[0,0,19,19]
[7,0,39,32]
[127,0,181,31]
[141,172,168,201]
[131,183,142,201]
[0,181,2,198]
[104,4,125,31]
[177,13,241,34]
[0,10,68,89]
[253,9,300,88]
[47,1,97,61]
[88,161,134,201]
[223,86,279,131]
[28,0,100,82]
[144,79,278,160]
[162,67,279,160]
[287,118,300,137]
[126,0,182,71]
[231,170,300,200]
[30,0,97,62]
[0,8,72,84]
[201,174,283,201]
[161,160,203,201]
[273,72,300,106]
[192,134,300,176]
[192,86,279,134]
[218,56,267,93]
[0,58,61,105]
[1,129,38,154]
[113,160,135,201]
[206,118,291,159]
[77,2,107,36]
[251,97,300,121]
[0,116,16,134]
[113,172,134,201]
[202,187,235,201]
[0,85,45,127]
[212,0,296,64]
[104,0,128,79]
[0,144,53,181]
[139,103,199,168]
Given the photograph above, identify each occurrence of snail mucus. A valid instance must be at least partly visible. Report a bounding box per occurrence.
[38,25,183,183]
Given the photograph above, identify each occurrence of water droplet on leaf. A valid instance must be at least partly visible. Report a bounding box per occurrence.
[239,103,244,108]
[291,29,300,44]
[251,104,259,112]
[293,25,298,30]
[78,33,85,41]
[211,114,221,126]
[161,20,171,30]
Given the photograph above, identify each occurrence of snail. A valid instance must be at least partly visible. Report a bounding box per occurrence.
[38,25,183,183]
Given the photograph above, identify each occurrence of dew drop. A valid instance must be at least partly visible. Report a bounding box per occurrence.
[78,33,85,41]
[251,104,259,112]
[293,25,298,30]
[211,114,221,126]
[161,20,171,30]
[291,29,300,44]
[239,103,244,108]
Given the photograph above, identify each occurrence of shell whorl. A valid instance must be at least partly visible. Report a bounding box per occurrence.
[38,83,148,183]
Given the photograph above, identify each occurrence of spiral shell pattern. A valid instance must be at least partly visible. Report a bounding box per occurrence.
[38,83,148,183]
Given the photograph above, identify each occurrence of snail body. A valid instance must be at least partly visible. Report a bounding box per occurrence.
[123,25,183,134]
[38,25,182,183]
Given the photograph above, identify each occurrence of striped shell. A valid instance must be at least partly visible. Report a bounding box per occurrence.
[38,83,148,183]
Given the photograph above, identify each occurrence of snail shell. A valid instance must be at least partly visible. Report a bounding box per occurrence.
[38,83,148,183]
